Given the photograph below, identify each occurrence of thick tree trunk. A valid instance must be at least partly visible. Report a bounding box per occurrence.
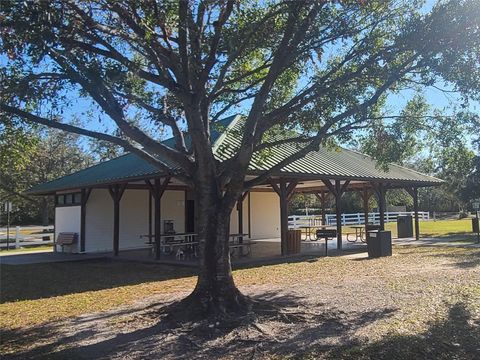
[179,178,250,318]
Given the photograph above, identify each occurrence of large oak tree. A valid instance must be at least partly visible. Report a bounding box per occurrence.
[1,0,479,317]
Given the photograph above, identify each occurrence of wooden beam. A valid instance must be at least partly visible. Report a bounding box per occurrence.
[358,187,372,231]
[406,187,420,241]
[322,179,337,196]
[334,180,343,250]
[377,183,386,230]
[108,184,127,256]
[286,180,298,201]
[153,180,161,259]
[98,183,190,191]
[237,192,248,242]
[145,177,171,260]
[148,192,152,244]
[80,188,91,253]
[315,191,329,225]
[248,192,251,238]
[340,180,351,194]
[269,178,281,195]
[272,179,298,255]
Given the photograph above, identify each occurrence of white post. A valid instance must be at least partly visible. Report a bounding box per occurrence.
[293,216,297,229]
[15,226,20,249]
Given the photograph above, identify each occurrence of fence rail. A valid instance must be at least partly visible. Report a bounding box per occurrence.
[288,211,429,229]
[0,226,54,249]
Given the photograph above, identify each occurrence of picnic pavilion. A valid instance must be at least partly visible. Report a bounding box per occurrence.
[27,115,442,261]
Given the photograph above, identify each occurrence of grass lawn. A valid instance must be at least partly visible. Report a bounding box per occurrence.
[1,244,479,359]
[384,218,475,240]
[0,245,53,253]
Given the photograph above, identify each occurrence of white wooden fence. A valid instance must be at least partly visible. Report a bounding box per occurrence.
[288,211,429,229]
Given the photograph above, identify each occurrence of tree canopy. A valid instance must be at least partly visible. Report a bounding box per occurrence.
[1,0,479,316]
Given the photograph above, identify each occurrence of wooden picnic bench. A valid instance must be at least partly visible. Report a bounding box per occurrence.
[56,232,78,252]
[346,225,365,243]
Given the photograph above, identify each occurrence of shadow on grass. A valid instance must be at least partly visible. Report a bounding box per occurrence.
[0,259,196,303]
[1,245,369,304]
[327,302,480,360]
[429,249,480,269]
[0,250,359,304]
[421,232,477,241]
[0,290,397,360]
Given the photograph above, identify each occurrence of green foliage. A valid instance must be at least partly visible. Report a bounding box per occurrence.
[0,120,38,172]
[0,128,93,224]
[0,0,479,204]
[360,95,429,168]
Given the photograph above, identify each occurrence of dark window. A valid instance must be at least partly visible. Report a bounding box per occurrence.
[56,192,82,206]
[73,193,81,204]
[65,194,74,204]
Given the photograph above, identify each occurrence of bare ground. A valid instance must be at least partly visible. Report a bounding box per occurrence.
[1,246,479,360]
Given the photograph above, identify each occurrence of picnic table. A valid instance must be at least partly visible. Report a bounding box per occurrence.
[140,233,198,258]
[229,233,256,257]
[346,225,366,243]
[300,224,335,241]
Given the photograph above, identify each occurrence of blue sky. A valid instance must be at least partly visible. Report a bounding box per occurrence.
[3,0,477,154]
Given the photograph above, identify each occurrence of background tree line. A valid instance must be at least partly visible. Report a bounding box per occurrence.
[0,121,123,225]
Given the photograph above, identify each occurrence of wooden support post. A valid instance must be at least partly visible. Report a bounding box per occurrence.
[80,188,92,253]
[238,200,243,239]
[270,178,297,255]
[146,177,171,260]
[148,192,152,244]
[335,180,343,250]
[322,179,350,251]
[378,183,386,230]
[413,187,420,240]
[315,191,328,225]
[154,179,161,258]
[108,184,126,256]
[237,191,249,243]
[279,179,288,256]
[358,187,371,234]
[405,187,421,241]
[248,192,251,238]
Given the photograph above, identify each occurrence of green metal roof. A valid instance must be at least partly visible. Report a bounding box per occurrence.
[214,117,443,184]
[27,115,239,194]
[28,115,442,194]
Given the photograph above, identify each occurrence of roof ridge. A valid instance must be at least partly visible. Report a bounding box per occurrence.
[211,114,242,152]
[342,148,443,182]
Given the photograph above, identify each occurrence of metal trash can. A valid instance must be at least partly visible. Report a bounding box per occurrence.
[397,215,413,238]
[287,229,302,254]
[473,218,479,233]
[367,230,392,258]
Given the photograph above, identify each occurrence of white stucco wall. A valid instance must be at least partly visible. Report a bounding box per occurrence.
[84,189,113,252]
[55,206,81,252]
[82,189,186,253]
[64,187,280,253]
[119,189,150,250]
[160,190,186,233]
[249,191,280,239]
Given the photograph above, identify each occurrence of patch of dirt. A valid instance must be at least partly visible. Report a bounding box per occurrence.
[1,246,479,359]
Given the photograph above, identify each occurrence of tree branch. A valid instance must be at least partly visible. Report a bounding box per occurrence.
[0,104,181,177]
